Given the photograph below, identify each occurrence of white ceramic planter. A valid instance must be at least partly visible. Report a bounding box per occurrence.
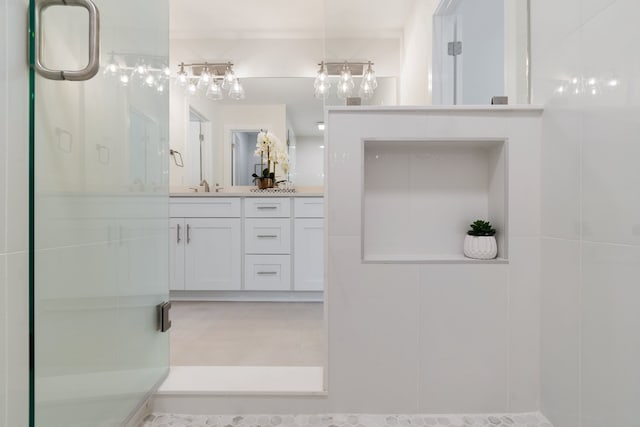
[463,235,498,260]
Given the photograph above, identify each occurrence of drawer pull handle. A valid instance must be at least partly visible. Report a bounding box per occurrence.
[257,234,278,238]
[176,224,181,244]
[186,224,191,243]
[257,206,278,210]
[257,271,278,276]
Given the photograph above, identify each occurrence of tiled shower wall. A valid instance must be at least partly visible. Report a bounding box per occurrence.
[533,0,640,426]
[0,0,30,426]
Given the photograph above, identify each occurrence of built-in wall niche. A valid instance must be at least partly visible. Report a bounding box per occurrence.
[363,139,508,263]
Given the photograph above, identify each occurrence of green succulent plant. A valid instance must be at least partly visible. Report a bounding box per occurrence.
[467,220,496,236]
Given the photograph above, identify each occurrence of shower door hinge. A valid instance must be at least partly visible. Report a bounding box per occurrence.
[448,41,462,56]
[157,301,172,333]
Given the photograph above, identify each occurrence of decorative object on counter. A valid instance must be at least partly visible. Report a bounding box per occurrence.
[249,187,297,193]
[252,131,289,189]
[463,220,498,260]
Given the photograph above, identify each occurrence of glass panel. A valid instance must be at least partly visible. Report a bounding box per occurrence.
[432,0,530,105]
[30,0,169,425]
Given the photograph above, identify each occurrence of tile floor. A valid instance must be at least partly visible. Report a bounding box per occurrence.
[170,302,325,366]
[140,413,554,427]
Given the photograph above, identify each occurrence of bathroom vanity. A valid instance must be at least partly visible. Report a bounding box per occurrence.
[169,187,324,301]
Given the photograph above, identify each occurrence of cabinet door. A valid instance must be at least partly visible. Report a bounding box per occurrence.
[169,218,185,291]
[185,218,242,290]
[294,218,324,291]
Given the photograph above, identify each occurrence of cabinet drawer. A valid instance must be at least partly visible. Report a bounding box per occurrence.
[245,198,291,218]
[170,198,241,218]
[245,218,291,254]
[244,255,291,291]
[294,197,324,218]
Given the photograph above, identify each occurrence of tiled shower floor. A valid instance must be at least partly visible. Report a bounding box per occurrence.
[139,413,553,427]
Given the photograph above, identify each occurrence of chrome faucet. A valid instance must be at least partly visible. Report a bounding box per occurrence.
[200,179,210,192]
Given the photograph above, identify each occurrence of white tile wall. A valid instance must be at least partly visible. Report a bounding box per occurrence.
[0,1,30,427]
[534,0,640,426]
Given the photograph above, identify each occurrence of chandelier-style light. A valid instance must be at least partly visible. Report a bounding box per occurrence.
[175,62,245,101]
[314,60,377,100]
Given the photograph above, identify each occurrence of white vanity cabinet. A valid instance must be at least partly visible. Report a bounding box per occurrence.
[169,194,324,299]
[294,198,324,291]
[170,198,242,291]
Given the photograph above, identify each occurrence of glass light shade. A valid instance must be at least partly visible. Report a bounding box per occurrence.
[314,80,331,99]
[156,82,165,93]
[145,74,156,87]
[197,68,212,91]
[206,80,224,100]
[337,80,354,99]
[133,62,147,81]
[176,63,189,87]
[104,55,119,76]
[359,80,375,99]
[187,82,197,96]
[314,67,329,89]
[119,73,130,86]
[340,66,355,89]
[228,79,245,100]
[162,66,171,77]
[223,66,236,89]
[363,68,378,90]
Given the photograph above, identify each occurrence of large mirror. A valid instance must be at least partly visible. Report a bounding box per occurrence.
[168,0,530,188]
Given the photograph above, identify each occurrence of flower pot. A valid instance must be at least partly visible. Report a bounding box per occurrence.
[463,235,498,260]
[256,177,274,189]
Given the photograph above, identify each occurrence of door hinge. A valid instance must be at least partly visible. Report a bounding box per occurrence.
[158,302,172,332]
[448,41,462,56]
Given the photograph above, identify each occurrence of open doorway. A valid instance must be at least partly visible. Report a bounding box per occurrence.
[231,130,260,186]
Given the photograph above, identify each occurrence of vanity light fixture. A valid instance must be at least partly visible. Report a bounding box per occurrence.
[314,60,377,99]
[103,51,171,95]
[175,61,245,101]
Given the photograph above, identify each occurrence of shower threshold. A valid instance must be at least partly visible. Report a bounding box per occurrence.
[157,366,325,395]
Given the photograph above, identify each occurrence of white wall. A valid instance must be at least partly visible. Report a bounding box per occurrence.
[154,107,543,415]
[293,136,324,186]
[533,1,640,426]
[399,0,438,105]
[0,1,30,426]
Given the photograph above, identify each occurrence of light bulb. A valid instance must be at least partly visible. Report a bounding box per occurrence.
[314,80,331,98]
[197,66,212,91]
[156,83,165,93]
[206,80,224,100]
[337,80,353,99]
[119,74,129,86]
[145,74,155,87]
[163,66,171,77]
[104,54,119,76]
[223,64,236,89]
[228,79,245,100]
[187,83,197,96]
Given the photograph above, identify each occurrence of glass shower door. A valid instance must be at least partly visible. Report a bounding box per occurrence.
[29,0,170,426]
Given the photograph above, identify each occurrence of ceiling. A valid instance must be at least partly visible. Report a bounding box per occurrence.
[170,0,417,39]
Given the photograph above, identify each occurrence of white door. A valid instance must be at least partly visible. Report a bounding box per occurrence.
[294,218,324,291]
[185,218,242,290]
[169,218,186,290]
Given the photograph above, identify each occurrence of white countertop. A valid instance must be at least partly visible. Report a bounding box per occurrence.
[170,186,324,198]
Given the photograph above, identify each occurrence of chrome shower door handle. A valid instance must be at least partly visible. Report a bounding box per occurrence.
[34,0,101,81]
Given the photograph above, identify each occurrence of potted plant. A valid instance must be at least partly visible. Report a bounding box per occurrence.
[252,130,289,189]
[464,220,498,260]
